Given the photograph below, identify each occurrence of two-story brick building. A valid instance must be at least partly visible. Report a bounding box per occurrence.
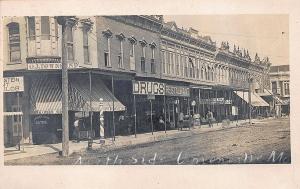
[2,15,273,147]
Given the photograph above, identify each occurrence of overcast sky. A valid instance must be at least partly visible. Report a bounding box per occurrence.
[164,15,289,66]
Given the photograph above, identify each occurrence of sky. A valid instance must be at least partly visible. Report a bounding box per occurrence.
[164,15,289,66]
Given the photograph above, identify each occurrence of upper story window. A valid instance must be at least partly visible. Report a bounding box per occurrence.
[116,33,126,69]
[128,36,137,71]
[184,57,188,77]
[66,25,74,61]
[41,16,50,40]
[83,26,90,64]
[139,39,147,72]
[28,17,35,40]
[189,58,195,78]
[161,51,166,74]
[102,29,113,67]
[149,42,156,74]
[284,81,289,96]
[7,22,21,63]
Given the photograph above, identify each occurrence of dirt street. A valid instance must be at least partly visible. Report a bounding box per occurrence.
[5,117,290,165]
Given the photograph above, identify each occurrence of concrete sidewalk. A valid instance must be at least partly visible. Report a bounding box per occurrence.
[4,119,253,161]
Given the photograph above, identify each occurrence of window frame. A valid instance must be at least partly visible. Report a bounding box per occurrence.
[7,22,21,63]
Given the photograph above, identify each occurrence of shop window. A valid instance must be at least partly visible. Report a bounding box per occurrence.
[7,22,21,63]
[28,17,35,40]
[11,105,22,137]
[41,16,50,40]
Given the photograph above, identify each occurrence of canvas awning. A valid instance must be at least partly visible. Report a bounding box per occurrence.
[256,89,283,104]
[234,91,269,107]
[30,76,125,114]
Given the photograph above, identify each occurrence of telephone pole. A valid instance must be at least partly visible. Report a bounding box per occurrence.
[248,76,253,124]
[56,16,77,157]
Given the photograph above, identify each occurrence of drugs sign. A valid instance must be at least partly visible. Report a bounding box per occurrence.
[133,81,165,95]
[3,77,24,92]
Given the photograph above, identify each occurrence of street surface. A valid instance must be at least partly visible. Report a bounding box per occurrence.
[5,117,290,165]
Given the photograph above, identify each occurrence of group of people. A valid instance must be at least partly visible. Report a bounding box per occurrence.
[178,110,215,128]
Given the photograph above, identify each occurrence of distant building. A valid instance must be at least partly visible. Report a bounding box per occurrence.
[269,65,290,115]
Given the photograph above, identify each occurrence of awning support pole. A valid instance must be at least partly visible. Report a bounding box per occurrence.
[89,71,93,139]
[134,94,137,138]
[112,75,115,141]
[249,77,252,124]
[164,95,167,133]
[150,99,153,135]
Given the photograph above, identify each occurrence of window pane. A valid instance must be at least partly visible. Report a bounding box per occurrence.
[67,44,74,60]
[41,16,50,40]
[84,47,89,63]
[83,29,88,46]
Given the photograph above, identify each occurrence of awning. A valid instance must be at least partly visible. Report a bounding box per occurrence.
[257,89,283,104]
[234,91,269,107]
[30,76,125,114]
[70,76,125,112]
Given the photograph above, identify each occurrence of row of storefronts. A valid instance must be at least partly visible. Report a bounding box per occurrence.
[4,69,275,147]
[3,15,278,147]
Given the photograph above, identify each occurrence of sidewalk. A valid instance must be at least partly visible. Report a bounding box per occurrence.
[4,119,253,161]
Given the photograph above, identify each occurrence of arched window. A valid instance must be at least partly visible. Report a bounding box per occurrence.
[7,22,21,62]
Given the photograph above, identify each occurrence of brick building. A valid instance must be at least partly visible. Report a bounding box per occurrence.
[2,16,273,147]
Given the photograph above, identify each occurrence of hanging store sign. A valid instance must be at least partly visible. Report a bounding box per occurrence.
[199,98,232,104]
[165,84,190,97]
[3,76,24,92]
[27,61,79,70]
[133,81,165,95]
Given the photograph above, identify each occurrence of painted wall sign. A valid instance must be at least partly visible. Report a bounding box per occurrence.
[165,85,190,97]
[133,81,165,95]
[3,76,24,92]
[27,61,79,70]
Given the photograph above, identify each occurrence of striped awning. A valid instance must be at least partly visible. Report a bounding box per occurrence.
[30,76,125,114]
[234,91,269,107]
[70,76,126,112]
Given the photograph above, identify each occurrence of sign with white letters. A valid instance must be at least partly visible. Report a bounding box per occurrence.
[27,61,79,70]
[133,81,165,95]
[3,77,24,92]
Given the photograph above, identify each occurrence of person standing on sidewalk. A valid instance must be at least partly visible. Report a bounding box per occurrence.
[179,112,184,130]
[207,111,214,128]
[74,118,80,143]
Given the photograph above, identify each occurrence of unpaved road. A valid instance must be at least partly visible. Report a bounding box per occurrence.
[5,118,290,165]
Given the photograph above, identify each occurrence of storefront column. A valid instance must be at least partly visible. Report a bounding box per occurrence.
[22,75,32,144]
[112,75,115,141]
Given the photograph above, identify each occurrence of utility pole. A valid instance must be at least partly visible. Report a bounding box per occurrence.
[56,16,77,157]
[248,76,253,124]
